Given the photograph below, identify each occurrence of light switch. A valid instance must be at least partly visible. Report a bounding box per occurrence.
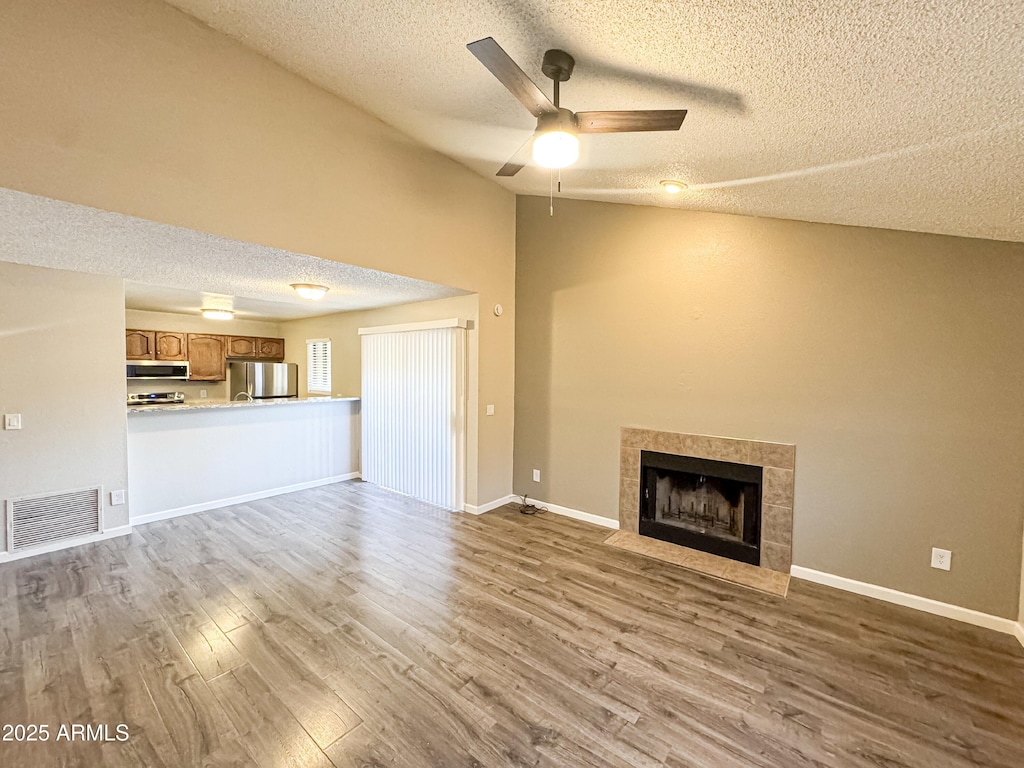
[485,404,495,416]
[4,413,22,430]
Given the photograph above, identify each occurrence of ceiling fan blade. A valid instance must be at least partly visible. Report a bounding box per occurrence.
[575,110,687,133]
[467,37,557,118]
[496,133,537,177]
[497,161,525,177]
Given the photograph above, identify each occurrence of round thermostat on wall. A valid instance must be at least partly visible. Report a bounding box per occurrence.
[493,303,504,317]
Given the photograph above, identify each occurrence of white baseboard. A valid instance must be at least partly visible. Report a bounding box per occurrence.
[463,494,517,515]
[1014,621,1024,649]
[791,565,1019,637]
[130,473,361,527]
[524,498,620,530]
[0,524,134,563]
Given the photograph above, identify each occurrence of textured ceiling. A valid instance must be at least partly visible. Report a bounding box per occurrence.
[0,188,466,320]
[162,0,1024,242]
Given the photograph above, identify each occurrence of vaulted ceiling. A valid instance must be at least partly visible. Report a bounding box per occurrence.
[163,0,1023,242]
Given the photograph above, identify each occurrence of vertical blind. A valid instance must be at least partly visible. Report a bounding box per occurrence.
[307,338,331,394]
[360,322,467,510]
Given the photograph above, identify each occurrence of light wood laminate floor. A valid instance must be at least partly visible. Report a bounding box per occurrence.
[0,480,1021,767]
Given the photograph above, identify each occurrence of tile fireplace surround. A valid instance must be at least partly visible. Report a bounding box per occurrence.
[618,427,795,588]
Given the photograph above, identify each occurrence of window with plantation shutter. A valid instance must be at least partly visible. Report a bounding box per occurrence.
[306,338,331,394]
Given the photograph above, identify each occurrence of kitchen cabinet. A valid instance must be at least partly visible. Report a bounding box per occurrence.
[226,336,258,358]
[226,336,285,360]
[129,327,281,379]
[126,330,155,360]
[257,337,285,360]
[155,331,188,361]
[187,334,226,381]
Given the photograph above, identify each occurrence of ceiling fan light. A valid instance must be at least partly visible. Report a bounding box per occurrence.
[201,309,234,320]
[290,283,329,301]
[533,130,579,169]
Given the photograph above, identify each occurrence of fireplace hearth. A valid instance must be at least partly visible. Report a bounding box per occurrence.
[640,450,762,565]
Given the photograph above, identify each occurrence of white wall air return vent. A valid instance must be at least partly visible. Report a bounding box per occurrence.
[7,486,102,552]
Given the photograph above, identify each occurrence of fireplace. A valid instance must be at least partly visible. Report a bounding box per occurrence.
[620,429,794,579]
[639,450,762,565]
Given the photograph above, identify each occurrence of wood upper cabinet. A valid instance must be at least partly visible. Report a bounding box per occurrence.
[129,328,278,378]
[257,337,285,360]
[126,329,155,360]
[225,336,284,360]
[155,331,187,361]
[187,334,226,381]
[226,336,258,358]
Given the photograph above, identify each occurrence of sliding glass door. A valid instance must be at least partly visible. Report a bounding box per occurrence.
[360,320,467,510]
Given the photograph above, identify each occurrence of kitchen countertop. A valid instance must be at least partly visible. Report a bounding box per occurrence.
[127,396,359,414]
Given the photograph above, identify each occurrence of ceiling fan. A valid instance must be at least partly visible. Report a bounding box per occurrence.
[467,37,687,177]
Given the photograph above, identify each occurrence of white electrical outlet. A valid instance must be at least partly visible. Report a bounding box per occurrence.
[931,547,951,571]
[110,490,126,506]
[4,413,22,430]
[532,469,541,482]
[200,390,208,399]
[485,404,495,416]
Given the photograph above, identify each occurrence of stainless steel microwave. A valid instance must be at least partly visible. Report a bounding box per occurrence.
[126,360,190,380]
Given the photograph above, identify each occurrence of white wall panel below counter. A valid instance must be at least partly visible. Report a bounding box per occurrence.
[128,398,359,524]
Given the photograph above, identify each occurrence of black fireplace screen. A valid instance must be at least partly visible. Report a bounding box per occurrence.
[639,451,762,565]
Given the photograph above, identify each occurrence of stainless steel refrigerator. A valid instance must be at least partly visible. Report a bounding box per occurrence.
[228,362,298,400]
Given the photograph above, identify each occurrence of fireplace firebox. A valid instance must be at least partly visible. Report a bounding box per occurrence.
[639,450,762,565]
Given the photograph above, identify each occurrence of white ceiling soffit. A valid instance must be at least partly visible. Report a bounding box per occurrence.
[164,0,1024,243]
[0,188,467,321]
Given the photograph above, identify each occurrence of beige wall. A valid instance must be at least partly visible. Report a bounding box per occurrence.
[515,196,1024,619]
[125,309,283,401]
[0,0,516,505]
[277,294,508,505]
[0,262,130,545]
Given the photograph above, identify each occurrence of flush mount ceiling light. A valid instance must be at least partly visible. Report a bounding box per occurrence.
[290,283,329,301]
[659,179,688,194]
[201,308,234,320]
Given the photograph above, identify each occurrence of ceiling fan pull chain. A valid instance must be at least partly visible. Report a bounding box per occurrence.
[558,168,562,194]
